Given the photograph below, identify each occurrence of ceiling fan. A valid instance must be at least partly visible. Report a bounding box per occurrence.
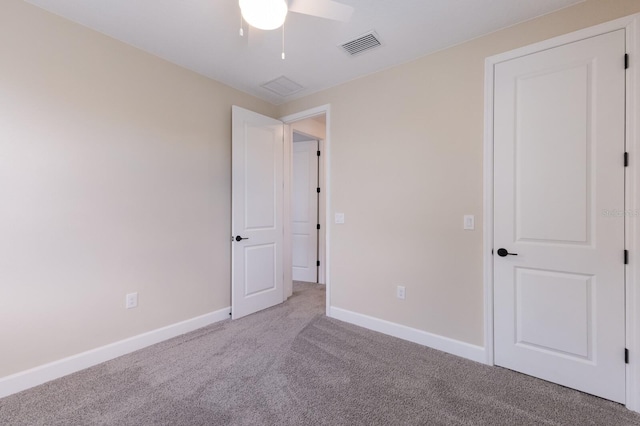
[239,0,354,31]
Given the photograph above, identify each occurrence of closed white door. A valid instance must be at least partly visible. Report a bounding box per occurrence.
[493,30,626,402]
[231,106,284,319]
[292,140,319,282]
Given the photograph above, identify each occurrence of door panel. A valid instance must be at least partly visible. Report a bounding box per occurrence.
[244,244,276,296]
[232,106,284,319]
[292,140,319,282]
[493,30,626,403]
[245,126,278,230]
[515,63,590,244]
[515,268,592,358]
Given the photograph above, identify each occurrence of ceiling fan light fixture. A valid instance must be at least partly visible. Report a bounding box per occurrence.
[240,0,288,30]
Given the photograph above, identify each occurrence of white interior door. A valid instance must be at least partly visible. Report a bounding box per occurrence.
[232,106,284,319]
[292,140,319,282]
[493,30,626,403]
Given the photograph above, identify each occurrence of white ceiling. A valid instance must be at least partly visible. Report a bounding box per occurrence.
[25,0,584,105]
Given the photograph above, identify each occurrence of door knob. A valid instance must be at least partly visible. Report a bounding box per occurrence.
[235,236,249,242]
[496,248,517,257]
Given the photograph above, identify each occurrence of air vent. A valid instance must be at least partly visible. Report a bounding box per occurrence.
[261,76,304,97]
[340,31,382,56]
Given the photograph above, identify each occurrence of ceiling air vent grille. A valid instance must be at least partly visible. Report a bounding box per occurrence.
[340,31,382,56]
[261,76,304,97]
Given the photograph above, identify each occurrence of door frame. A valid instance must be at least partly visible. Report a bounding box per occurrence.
[483,14,640,411]
[281,105,331,314]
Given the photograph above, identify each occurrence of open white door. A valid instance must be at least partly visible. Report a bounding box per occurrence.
[292,140,319,282]
[232,106,284,319]
[493,30,626,402]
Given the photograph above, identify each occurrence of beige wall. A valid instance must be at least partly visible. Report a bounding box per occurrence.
[291,116,327,140]
[3,0,640,380]
[278,0,640,346]
[0,0,276,377]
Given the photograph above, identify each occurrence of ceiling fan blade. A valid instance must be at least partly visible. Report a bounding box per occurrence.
[288,0,354,22]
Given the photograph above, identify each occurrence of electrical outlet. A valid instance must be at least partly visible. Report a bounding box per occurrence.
[126,292,138,309]
[396,286,406,300]
[335,213,345,224]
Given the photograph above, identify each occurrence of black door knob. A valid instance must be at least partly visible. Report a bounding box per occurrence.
[497,248,517,257]
[235,236,249,242]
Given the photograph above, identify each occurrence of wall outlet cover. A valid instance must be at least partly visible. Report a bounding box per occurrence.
[126,292,138,309]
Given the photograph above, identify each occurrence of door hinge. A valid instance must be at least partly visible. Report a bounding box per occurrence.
[316,260,320,267]
[626,348,630,364]
[625,152,629,167]
[317,187,321,193]
[625,54,630,69]
[625,250,629,265]
[317,150,321,157]
[317,224,321,230]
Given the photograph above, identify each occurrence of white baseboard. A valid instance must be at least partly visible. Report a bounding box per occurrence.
[329,307,486,364]
[0,307,231,399]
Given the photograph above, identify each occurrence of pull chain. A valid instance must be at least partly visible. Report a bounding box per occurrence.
[281,23,286,60]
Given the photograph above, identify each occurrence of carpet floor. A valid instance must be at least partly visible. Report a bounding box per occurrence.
[2,282,640,425]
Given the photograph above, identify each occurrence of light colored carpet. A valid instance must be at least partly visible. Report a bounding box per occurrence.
[1,282,640,425]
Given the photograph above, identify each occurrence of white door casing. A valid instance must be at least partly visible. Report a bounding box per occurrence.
[231,106,284,319]
[493,30,626,403]
[292,140,319,282]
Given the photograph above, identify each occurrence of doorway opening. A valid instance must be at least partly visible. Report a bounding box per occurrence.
[280,104,331,314]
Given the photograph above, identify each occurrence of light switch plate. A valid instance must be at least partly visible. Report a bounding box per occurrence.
[126,292,138,309]
[464,215,475,230]
[335,213,345,224]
